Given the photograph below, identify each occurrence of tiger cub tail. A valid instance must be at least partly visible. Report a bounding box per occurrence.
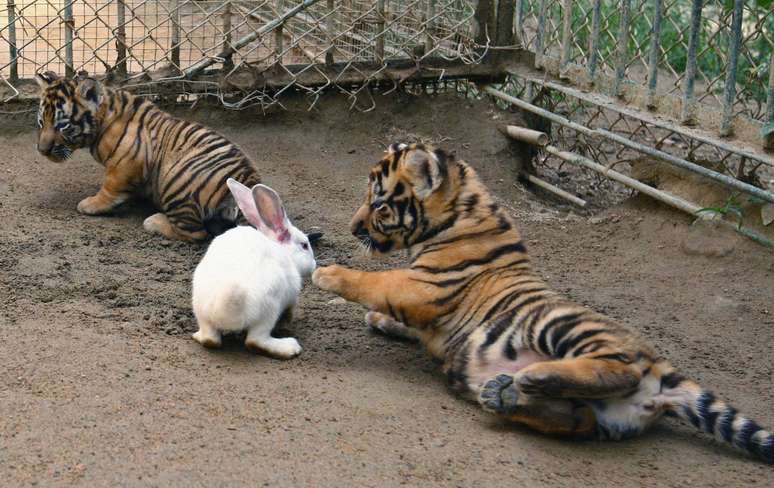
[660,373,773,463]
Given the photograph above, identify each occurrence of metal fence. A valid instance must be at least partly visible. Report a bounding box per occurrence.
[514,0,773,139]
[487,0,774,245]
[0,1,492,109]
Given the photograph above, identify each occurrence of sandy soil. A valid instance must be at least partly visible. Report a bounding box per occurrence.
[1,92,772,487]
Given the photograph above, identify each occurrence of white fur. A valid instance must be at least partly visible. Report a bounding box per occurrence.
[191,180,316,359]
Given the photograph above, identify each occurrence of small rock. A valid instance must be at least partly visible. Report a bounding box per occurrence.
[327,297,348,306]
[761,203,774,226]
[680,220,738,257]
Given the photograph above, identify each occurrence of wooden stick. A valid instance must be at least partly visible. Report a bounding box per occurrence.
[498,124,548,146]
[523,173,587,207]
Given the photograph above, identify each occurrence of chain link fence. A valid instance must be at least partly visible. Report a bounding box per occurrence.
[514,0,773,137]
[0,1,495,109]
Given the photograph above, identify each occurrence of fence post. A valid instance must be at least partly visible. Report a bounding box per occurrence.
[171,0,180,67]
[325,0,334,66]
[375,0,385,63]
[223,1,234,71]
[613,0,631,98]
[116,0,127,77]
[680,0,703,125]
[719,0,743,137]
[495,0,515,61]
[535,0,547,69]
[275,24,283,65]
[767,49,774,129]
[6,0,18,82]
[560,0,572,78]
[646,0,663,109]
[425,0,436,55]
[514,0,524,46]
[64,0,74,77]
[587,0,601,81]
[474,0,496,61]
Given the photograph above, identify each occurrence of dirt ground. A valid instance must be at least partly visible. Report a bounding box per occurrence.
[1,92,772,487]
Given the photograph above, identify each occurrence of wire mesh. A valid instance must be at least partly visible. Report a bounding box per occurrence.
[0,0,480,108]
[517,0,773,125]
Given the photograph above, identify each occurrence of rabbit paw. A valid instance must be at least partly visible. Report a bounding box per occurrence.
[312,265,347,293]
[192,328,222,349]
[245,337,302,360]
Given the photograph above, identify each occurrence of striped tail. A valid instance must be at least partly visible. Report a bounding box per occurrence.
[662,374,773,463]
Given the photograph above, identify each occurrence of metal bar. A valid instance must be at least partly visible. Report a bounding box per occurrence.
[719,0,744,137]
[523,173,588,207]
[535,0,547,69]
[223,1,234,71]
[64,0,74,77]
[646,0,663,109]
[325,0,334,66]
[495,0,515,61]
[425,0,436,54]
[509,70,774,169]
[560,0,572,76]
[588,0,602,80]
[375,0,385,63]
[275,24,284,65]
[680,0,703,125]
[170,0,180,67]
[768,49,774,127]
[6,0,18,82]
[544,144,774,248]
[184,0,322,79]
[116,0,127,77]
[614,0,632,97]
[484,86,774,204]
[514,0,524,46]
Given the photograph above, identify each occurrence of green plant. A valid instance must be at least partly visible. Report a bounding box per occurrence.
[695,193,745,228]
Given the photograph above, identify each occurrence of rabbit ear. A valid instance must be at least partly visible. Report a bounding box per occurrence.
[252,184,291,243]
[226,178,264,229]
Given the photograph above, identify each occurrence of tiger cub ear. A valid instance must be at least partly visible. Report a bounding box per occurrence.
[35,71,60,90]
[76,77,103,105]
[403,148,448,199]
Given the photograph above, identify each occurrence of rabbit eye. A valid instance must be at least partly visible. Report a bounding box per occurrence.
[301,242,309,250]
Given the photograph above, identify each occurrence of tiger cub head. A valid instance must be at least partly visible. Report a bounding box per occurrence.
[350,143,457,254]
[34,71,103,162]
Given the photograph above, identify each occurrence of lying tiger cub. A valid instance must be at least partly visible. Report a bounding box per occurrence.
[313,142,773,463]
[34,71,260,240]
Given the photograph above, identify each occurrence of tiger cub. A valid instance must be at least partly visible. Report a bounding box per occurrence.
[34,71,260,240]
[313,143,773,463]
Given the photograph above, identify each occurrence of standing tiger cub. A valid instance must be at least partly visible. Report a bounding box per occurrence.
[313,143,773,463]
[34,71,260,240]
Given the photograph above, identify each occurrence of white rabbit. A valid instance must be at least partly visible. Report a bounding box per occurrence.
[191,178,316,358]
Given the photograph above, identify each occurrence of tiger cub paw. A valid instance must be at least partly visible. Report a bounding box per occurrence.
[365,311,418,342]
[312,265,346,293]
[479,374,520,415]
[77,195,111,215]
[143,213,173,236]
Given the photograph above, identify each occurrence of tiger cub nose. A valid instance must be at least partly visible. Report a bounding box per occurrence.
[351,220,368,238]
